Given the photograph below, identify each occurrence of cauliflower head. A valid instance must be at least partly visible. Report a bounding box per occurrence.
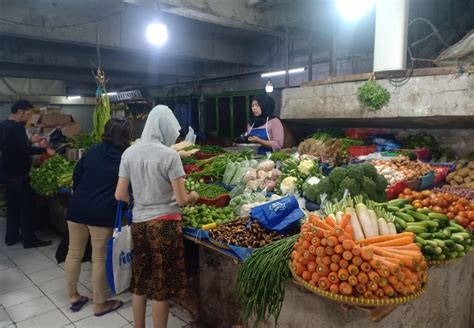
[298,159,315,176]
[280,176,298,195]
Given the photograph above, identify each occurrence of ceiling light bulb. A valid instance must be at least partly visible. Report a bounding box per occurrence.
[336,0,375,21]
[146,22,168,46]
[265,80,274,93]
[67,96,81,100]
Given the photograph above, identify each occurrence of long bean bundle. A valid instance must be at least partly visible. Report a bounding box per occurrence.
[188,152,251,179]
[235,234,298,327]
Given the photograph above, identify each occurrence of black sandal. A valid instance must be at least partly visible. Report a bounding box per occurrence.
[94,300,124,317]
[70,296,89,312]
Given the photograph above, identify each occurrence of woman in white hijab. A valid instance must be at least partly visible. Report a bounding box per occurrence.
[115,105,198,328]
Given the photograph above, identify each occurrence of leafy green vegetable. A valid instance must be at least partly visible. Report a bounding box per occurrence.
[195,184,228,199]
[269,151,291,162]
[67,133,96,150]
[30,156,76,196]
[357,80,390,111]
[200,145,224,154]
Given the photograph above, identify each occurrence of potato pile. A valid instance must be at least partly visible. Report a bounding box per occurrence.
[446,162,474,189]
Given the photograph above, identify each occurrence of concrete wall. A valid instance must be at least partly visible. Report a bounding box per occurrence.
[198,247,474,328]
[280,73,474,121]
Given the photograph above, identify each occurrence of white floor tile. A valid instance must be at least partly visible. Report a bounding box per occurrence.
[170,304,193,324]
[48,285,90,308]
[74,312,128,328]
[0,251,7,261]
[18,256,58,275]
[113,292,133,304]
[116,301,151,322]
[59,303,94,323]
[28,267,65,285]
[0,268,33,294]
[6,296,56,323]
[16,309,71,328]
[0,306,13,327]
[144,313,188,328]
[0,258,16,271]
[0,285,44,308]
[37,276,66,295]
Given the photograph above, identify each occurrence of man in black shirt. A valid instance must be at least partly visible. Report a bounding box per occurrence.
[1,100,55,248]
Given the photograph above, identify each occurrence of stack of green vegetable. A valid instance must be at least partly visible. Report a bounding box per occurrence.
[184,178,200,192]
[304,163,388,204]
[274,158,322,195]
[182,204,236,229]
[385,198,472,261]
[199,145,224,154]
[67,133,96,150]
[188,152,252,180]
[30,156,76,196]
[195,184,228,199]
[92,69,111,143]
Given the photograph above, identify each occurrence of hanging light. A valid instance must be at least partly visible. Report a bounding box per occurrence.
[146,22,168,46]
[146,0,168,46]
[265,80,274,93]
[335,0,375,21]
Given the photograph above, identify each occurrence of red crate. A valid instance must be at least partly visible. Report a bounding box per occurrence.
[345,128,385,140]
[196,194,230,208]
[401,148,430,161]
[348,145,377,157]
[386,181,407,200]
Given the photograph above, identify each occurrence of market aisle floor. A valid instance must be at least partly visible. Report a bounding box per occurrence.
[0,218,193,328]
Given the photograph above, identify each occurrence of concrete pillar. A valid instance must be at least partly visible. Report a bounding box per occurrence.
[373,0,409,72]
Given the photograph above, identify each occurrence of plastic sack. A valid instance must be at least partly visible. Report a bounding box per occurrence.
[435,30,474,67]
[184,126,196,144]
[368,134,401,152]
[106,202,133,295]
[250,195,304,232]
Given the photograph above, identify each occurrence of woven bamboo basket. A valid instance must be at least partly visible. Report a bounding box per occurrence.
[289,261,427,307]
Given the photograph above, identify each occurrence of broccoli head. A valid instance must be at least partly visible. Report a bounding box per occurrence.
[339,177,360,195]
[328,167,347,186]
[332,189,346,201]
[317,177,335,195]
[376,174,388,192]
[303,183,320,203]
[362,176,377,196]
[359,163,379,181]
[346,165,365,183]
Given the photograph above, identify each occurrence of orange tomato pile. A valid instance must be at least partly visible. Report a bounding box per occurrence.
[291,214,427,299]
[398,188,474,230]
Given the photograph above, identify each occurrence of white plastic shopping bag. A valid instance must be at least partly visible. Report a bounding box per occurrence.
[184,126,196,144]
[106,202,133,295]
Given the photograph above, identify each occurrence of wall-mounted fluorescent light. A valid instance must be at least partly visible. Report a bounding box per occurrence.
[67,96,81,100]
[261,67,306,78]
[261,70,286,78]
[106,92,118,96]
[288,67,305,74]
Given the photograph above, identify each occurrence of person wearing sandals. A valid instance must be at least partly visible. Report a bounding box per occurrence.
[115,105,199,328]
[65,118,132,316]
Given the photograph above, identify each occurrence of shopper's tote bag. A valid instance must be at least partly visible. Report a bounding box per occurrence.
[106,201,133,295]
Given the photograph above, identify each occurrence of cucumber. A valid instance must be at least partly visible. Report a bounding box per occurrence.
[457,251,466,258]
[433,246,443,255]
[407,221,438,229]
[451,235,464,243]
[433,239,446,247]
[394,217,407,229]
[442,227,452,238]
[387,206,402,213]
[426,240,438,248]
[454,244,465,252]
[435,254,446,260]
[403,205,416,211]
[448,226,463,233]
[464,245,472,253]
[433,232,446,240]
[394,221,403,232]
[444,240,456,250]
[448,222,466,232]
[419,232,433,239]
[453,232,471,239]
[405,210,430,221]
[415,236,427,245]
[446,252,457,260]
[422,245,434,254]
[394,212,415,222]
[417,208,431,215]
[388,198,410,207]
[405,225,427,234]
[428,212,449,221]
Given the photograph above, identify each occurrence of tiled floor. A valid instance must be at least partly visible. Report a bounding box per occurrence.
[0,218,193,327]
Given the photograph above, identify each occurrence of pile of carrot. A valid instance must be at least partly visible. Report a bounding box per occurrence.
[291,213,427,299]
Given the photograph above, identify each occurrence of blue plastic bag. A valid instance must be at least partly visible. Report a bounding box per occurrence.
[250,196,304,232]
[368,134,401,151]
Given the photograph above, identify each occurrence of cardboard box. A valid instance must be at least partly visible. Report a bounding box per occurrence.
[61,122,81,138]
[30,114,73,127]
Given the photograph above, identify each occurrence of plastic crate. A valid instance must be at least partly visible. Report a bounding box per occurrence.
[419,172,435,190]
[345,128,385,140]
[347,145,377,157]
[405,178,421,191]
[386,181,406,200]
[400,148,430,161]
[431,166,450,184]
[196,194,230,207]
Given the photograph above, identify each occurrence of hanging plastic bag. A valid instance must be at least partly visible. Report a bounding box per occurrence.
[184,126,196,144]
[106,202,133,295]
[250,195,304,232]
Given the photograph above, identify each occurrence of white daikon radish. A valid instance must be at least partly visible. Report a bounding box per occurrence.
[345,207,365,241]
[377,218,390,235]
[355,204,377,238]
[335,211,344,224]
[387,222,397,234]
[368,209,380,236]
